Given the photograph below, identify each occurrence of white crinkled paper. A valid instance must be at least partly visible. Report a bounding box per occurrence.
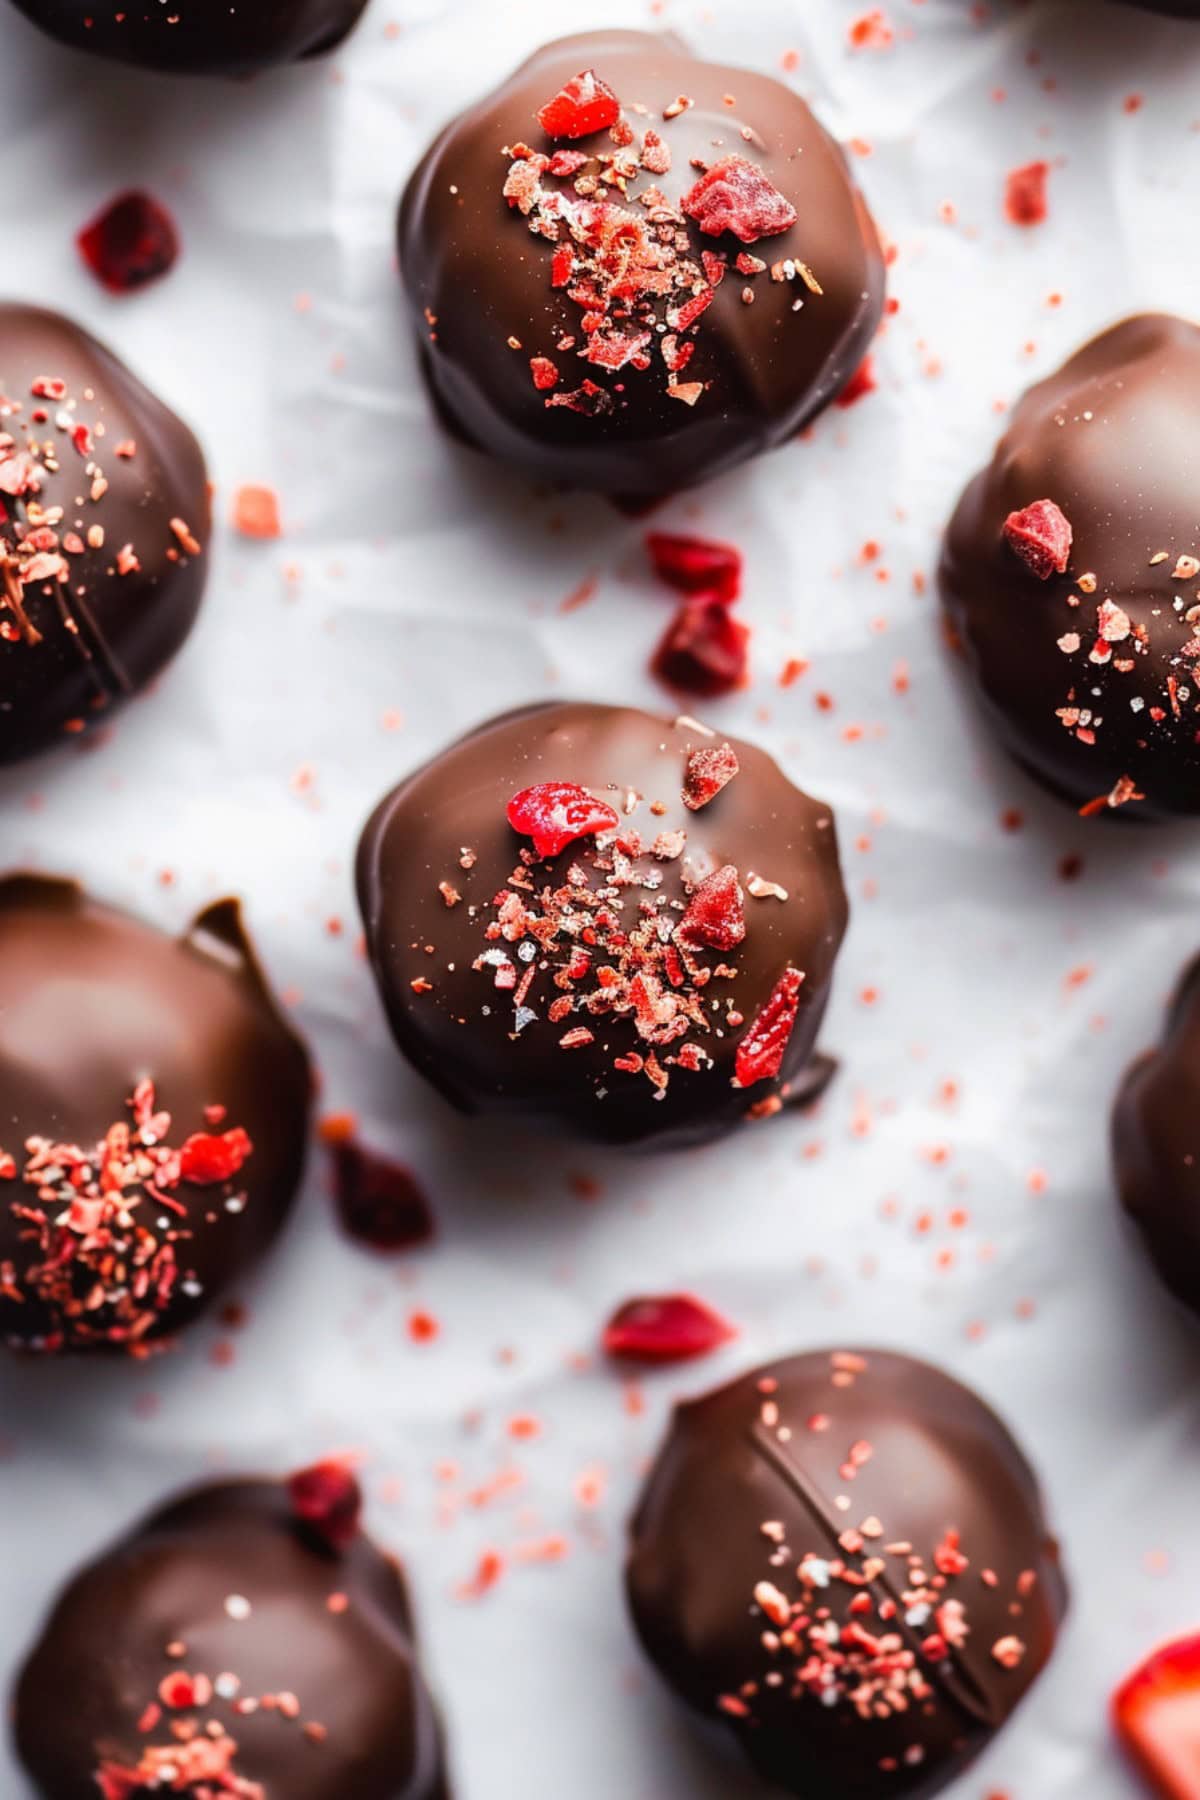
[3,1,1200,1795]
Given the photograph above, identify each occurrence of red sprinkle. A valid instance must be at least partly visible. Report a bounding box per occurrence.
[330,1137,435,1252]
[646,532,742,603]
[603,1293,737,1362]
[77,191,180,294]
[288,1460,363,1550]
[506,781,620,859]
[736,967,806,1087]
[1004,161,1050,227]
[1003,499,1073,579]
[536,69,621,140]
[681,156,797,244]
[652,598,750,697]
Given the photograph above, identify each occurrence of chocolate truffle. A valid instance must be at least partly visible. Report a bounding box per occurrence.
[398,30,884,498]
[357,703,848,1150]
[627,1348,1066,1798]
[940,314,1200,821]
[0,874,311,1355]
[6,0,368,74]
[0,305,209,763]
[1114,956,1200,1318]
[13,1469,449,1798]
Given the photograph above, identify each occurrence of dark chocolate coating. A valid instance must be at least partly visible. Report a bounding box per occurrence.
[13,1477,449,1799]
[0,305,209,764]
[356,703,848,1150]
[398,30,884,497]
[1117,1,1200,14]
[940,314,1200,821]
[6,0,368,74]
[1114,957,1200,1317]
[627,1348,1066,1798]
[0,874,312,1355]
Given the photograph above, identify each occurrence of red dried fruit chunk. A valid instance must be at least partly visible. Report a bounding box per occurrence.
[177,1127,252,1185]
[77,190,180,294]
[682,742,740,811]
[652,598,750,697]
[646,531,742,602]
[736,966,806,1087]
[288,1460,362,1550]
[676,864,746,951]
[603,1293,737,1362]
[1004,499,1073,579]
[1114,1633,1200,1800]
[507,781,620,859]
[682,156,797,244]
[536,69,621,140]
[1004,160,1050,227]
[836,354,877,408]
[331,1137,435,1252]
[530,356,560,391]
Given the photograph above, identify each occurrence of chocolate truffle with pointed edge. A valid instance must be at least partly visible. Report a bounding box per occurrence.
[1114,956,1200,1316]
[0,873,312,1355]
[0,305,209,763]
[627,1347,1067,1798]
[6,0,368,74]
[940,314,1200,821]
[398,29,884,498]
[13,1467,450,1798]
[356,702,848,1151]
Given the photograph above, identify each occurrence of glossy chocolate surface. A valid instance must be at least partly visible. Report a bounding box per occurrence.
[398,30,884,497]
[940,314,1200,820]
[6,0,368,74]
[357,703,848,1150]
[627,1347,1066,1798]
[0,305,209,763]
[0,875,312,1355]
[14,1477,449,1799]
[1114,957,1200,1317]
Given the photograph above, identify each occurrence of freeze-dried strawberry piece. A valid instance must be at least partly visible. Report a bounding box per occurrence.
[652,598,750,696]
[836,354,877,408]
[288,1460,362,1549]
[682,156,797,244]
[646,531,742,602]
[1114,1633,1200,1800]
[331,1137,435,1252]
[603,1293,737,1362]
[177,1127,252,1185]
[1004,499,1073,579]
[536,69,621,140]
[677,864,746,951]
[507,781,620,859]
[77,191,179,294]
[530,356,560,391]
[736,967,806,1086]
[1004,160,1050,227]
[682,742,740,810]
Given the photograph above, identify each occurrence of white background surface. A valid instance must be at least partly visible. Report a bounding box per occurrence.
[1,1,1200,1795]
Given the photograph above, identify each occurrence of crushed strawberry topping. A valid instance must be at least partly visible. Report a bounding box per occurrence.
[536,69,622,140]
[603,1292,737,1362]
[682,741,740,810]
[681,155,798,243]
[735,966,805,1086]
[77,190,180,294]
[677,864,746,951]
[1003,499,1072,579]
[288,1459,363,1549]
[507,781,621,859]
[0,1079,253,1355]
[501,71,808,411]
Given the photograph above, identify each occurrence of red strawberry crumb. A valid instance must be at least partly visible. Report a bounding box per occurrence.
[1004,160,1050,226]
[1003,499,1072,578]
[77,190,180,294]
[536,69,621,140]
[506,781,620,859]
[681,155,797,244]
[603,1293,737,1362]
[646,531,742,602]
[652,598,750,697]
[288,1460,362,1549]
